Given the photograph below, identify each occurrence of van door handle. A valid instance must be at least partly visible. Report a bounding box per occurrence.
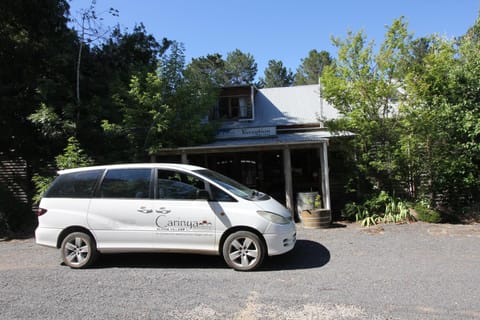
[155,208,171,214]
[137,207,153,214]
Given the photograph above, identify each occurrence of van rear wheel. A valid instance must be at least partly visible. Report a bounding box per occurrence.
[61,232,97,269]
[222,231,265,271]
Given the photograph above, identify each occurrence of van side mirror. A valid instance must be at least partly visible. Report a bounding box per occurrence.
[196,190,210,200]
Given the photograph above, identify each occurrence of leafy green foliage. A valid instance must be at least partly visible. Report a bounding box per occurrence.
[414,203,442,223]
[322,20,408,195]
[0,0,76,164]
[103,71,172,160]
[344,191,414,226]
[258,60,294,88]
[295,50,332,85]
[55,137,94,170]
[28,103,75,139]
[0,185,34,236]
[323,16,480,217]
[32,137,94,204]
[186,54,226,87]
[224,49,258,85]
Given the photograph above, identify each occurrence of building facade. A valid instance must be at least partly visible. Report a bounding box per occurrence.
[154,84,347,219]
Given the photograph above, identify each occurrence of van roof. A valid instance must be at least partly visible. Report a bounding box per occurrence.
[58,163,206,175]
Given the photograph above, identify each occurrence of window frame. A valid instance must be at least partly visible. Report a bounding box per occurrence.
[215,94,253,121]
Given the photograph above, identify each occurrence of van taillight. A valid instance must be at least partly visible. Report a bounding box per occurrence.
[36,208,47,216]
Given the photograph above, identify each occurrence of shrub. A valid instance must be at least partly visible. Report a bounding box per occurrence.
[0,185,35,237]
[32,137,94,204]
[343,191,415,226]
[414,203,442,223]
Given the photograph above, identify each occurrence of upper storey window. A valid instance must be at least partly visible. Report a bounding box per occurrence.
[217,96,252,120]
[212,86,255,121]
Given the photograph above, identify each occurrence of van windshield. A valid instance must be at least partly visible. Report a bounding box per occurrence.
[194,169,269,201]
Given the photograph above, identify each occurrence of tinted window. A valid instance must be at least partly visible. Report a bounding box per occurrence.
[45,170,103,198]
[210,185,235,202]
[99,169,151,199]
[157,170,205,200]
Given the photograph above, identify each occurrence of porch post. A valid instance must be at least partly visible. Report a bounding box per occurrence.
[319,141,331,210]
[181,151,188,164]
[283,147,294,217]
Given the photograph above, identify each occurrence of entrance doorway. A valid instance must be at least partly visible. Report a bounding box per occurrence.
[188,151,285,204]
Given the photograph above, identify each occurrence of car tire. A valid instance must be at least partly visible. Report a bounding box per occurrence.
[222,231,265,271]
[61,232,97,269]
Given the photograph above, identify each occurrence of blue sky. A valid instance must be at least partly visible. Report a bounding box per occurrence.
[69,0,480,78]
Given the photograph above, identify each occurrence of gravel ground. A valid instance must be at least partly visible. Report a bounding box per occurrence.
[0,222,479,320]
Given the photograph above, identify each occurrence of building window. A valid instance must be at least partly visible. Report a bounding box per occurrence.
[216,95,252,121]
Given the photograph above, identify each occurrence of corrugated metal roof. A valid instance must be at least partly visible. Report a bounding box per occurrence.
[221,84,340,129]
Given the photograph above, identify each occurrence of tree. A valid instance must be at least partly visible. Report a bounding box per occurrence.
[295,50,332,85]
[224,49,258,85]
[0,0,77,171]
[399,36,456,203]
[102,42,218,160]
[186,53,226,87]
[258,60,294,88]
[102,71,172,161]
[72,0,118,109]
[323,15,480,217]
[75,24,170,162]
[321,18,411,197]
[160,42,218,149]
[400,18,480,209]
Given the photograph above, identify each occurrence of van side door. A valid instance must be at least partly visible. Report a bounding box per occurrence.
[87,168,155,250]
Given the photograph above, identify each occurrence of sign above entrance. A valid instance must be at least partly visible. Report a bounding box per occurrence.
[216,126,277,140]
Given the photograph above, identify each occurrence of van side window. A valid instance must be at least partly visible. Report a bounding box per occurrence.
[210,185,235,202]
[157,170,205,200]
[45,170,103,198]
[99,169,151,199]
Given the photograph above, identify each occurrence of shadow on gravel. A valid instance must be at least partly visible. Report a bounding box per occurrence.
[92,239,330,271]
[94,252,226,269]
[261,240,330,271]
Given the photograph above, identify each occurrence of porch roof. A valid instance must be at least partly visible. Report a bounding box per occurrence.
[158,130,351,155]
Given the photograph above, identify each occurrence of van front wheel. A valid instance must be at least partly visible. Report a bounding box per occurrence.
[61,232,97,269]
[223,231,265,271]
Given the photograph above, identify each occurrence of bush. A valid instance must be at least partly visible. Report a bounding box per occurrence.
[414,203,442,223]
[343,191,415,227]
[32,137,94,204]
[0,186,35,237]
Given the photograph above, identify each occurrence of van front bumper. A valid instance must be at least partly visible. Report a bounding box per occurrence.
[263,222,296,256]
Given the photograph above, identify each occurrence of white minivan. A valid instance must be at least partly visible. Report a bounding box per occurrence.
[35,163,296,271]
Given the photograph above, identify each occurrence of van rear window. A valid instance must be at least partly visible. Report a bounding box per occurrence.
[98,169,151,199]
[45,170,103,198]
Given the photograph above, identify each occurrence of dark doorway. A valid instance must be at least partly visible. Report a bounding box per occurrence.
[291,149,322,196]
[189,151,285,204]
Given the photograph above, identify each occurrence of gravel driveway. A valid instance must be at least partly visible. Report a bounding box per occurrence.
[1,222,479,320]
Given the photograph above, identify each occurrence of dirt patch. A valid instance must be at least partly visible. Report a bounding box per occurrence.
[427,224,480,237]
[361,226,385,235]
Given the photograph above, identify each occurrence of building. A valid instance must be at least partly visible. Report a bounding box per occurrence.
[154,84,348,219]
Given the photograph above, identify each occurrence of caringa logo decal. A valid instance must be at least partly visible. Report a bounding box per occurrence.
[155,215,212,231]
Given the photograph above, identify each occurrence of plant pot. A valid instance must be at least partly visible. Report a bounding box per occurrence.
[300,209,331,229]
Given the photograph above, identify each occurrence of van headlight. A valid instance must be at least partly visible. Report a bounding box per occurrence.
[257,211,290,225]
